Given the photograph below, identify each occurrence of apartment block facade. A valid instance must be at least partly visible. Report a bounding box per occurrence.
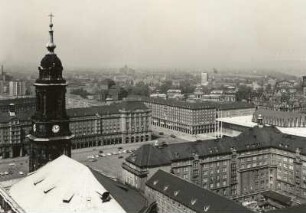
[123,125,306,205]
[0,101,151,158]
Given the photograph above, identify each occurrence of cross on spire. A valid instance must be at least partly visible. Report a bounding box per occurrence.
[46,13,56,53]
[49,13,54,24]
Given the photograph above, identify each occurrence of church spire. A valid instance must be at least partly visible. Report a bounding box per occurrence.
[46,13,56,53]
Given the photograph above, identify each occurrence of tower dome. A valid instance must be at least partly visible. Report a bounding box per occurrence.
[36,13,65,83]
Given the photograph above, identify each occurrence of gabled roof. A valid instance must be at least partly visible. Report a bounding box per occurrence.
[91,169,147,213]
[9,155,126,213]
[146,170,253,213]
[126,126,306,168]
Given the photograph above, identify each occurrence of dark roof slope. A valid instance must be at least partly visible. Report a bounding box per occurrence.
[144,98,216,110]
[146,170,253,213]
[0,97,35,106]
[144,97,254,110]
[271,204,306,213]
[67,101,149,117]
[262,191,291,206]
[0,110,33,123]
[214,102,254,110]
[127,126,306,168]
[91,169,148,213]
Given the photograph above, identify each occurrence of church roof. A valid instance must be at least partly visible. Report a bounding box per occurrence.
[9,155,126,213]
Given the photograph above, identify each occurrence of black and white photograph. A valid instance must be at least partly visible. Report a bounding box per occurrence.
[1,0,306,212]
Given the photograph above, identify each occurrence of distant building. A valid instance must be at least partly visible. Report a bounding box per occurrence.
[201,93,236,102]
[303,76,306,98]
[253,108,306,127]
[123,125,306,208]
[9,81,26,97]
[166,89,183,99]
[145,170,252,213]
[201,72,208,86]
[100,78,116,90]
[216,102,255,118]
[150,93,167,99]
[276,80,295,89]
[144,98,217,135]
[0,97,35,113]
[99,79,127,102]
[119,64,135,75]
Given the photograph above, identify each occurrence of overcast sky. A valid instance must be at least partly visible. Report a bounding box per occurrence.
[1,0,306,71]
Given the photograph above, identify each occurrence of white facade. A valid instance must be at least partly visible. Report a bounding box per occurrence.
[201,72,208,86]
[9,81,26,97]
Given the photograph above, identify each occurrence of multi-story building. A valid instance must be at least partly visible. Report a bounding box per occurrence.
[0,106,31,158]
[68,101,152,149]
[253,109,306,127]
[201,93,236,102]
[123,125,306,206]
[0,100,151,158]
[217,102,255,118]
[145,170,252,213]
[9,81,26,97]
[144,98,254,136]
[144,98,217,135]
[201,72,208,86]
[0,97,35,113]
[303,76,306,98]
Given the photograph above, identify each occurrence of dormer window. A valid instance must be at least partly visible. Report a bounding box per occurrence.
[191,199,197,205]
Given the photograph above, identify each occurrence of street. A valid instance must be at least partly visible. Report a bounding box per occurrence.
[0,134,188,182]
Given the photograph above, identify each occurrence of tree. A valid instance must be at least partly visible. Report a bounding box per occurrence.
[236,85,252,101]
[70,88,91,98]
[126,82,150,97]
[157,81,172,93]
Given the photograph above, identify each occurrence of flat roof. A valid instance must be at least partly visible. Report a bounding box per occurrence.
[217,115,256,128]
[218,115,306,138]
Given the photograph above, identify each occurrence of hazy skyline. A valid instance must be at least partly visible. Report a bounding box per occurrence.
[1,0,306,71]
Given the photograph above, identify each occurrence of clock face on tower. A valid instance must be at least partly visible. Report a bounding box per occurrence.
[52,125,60,133]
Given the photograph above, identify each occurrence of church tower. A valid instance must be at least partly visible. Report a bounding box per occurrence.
[28,14,73,172]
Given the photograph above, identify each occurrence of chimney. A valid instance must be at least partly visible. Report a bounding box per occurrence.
[257,114,263,128]
[9,103,16,117]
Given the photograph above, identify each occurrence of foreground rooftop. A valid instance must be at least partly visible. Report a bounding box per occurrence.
[8,155,126,213]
